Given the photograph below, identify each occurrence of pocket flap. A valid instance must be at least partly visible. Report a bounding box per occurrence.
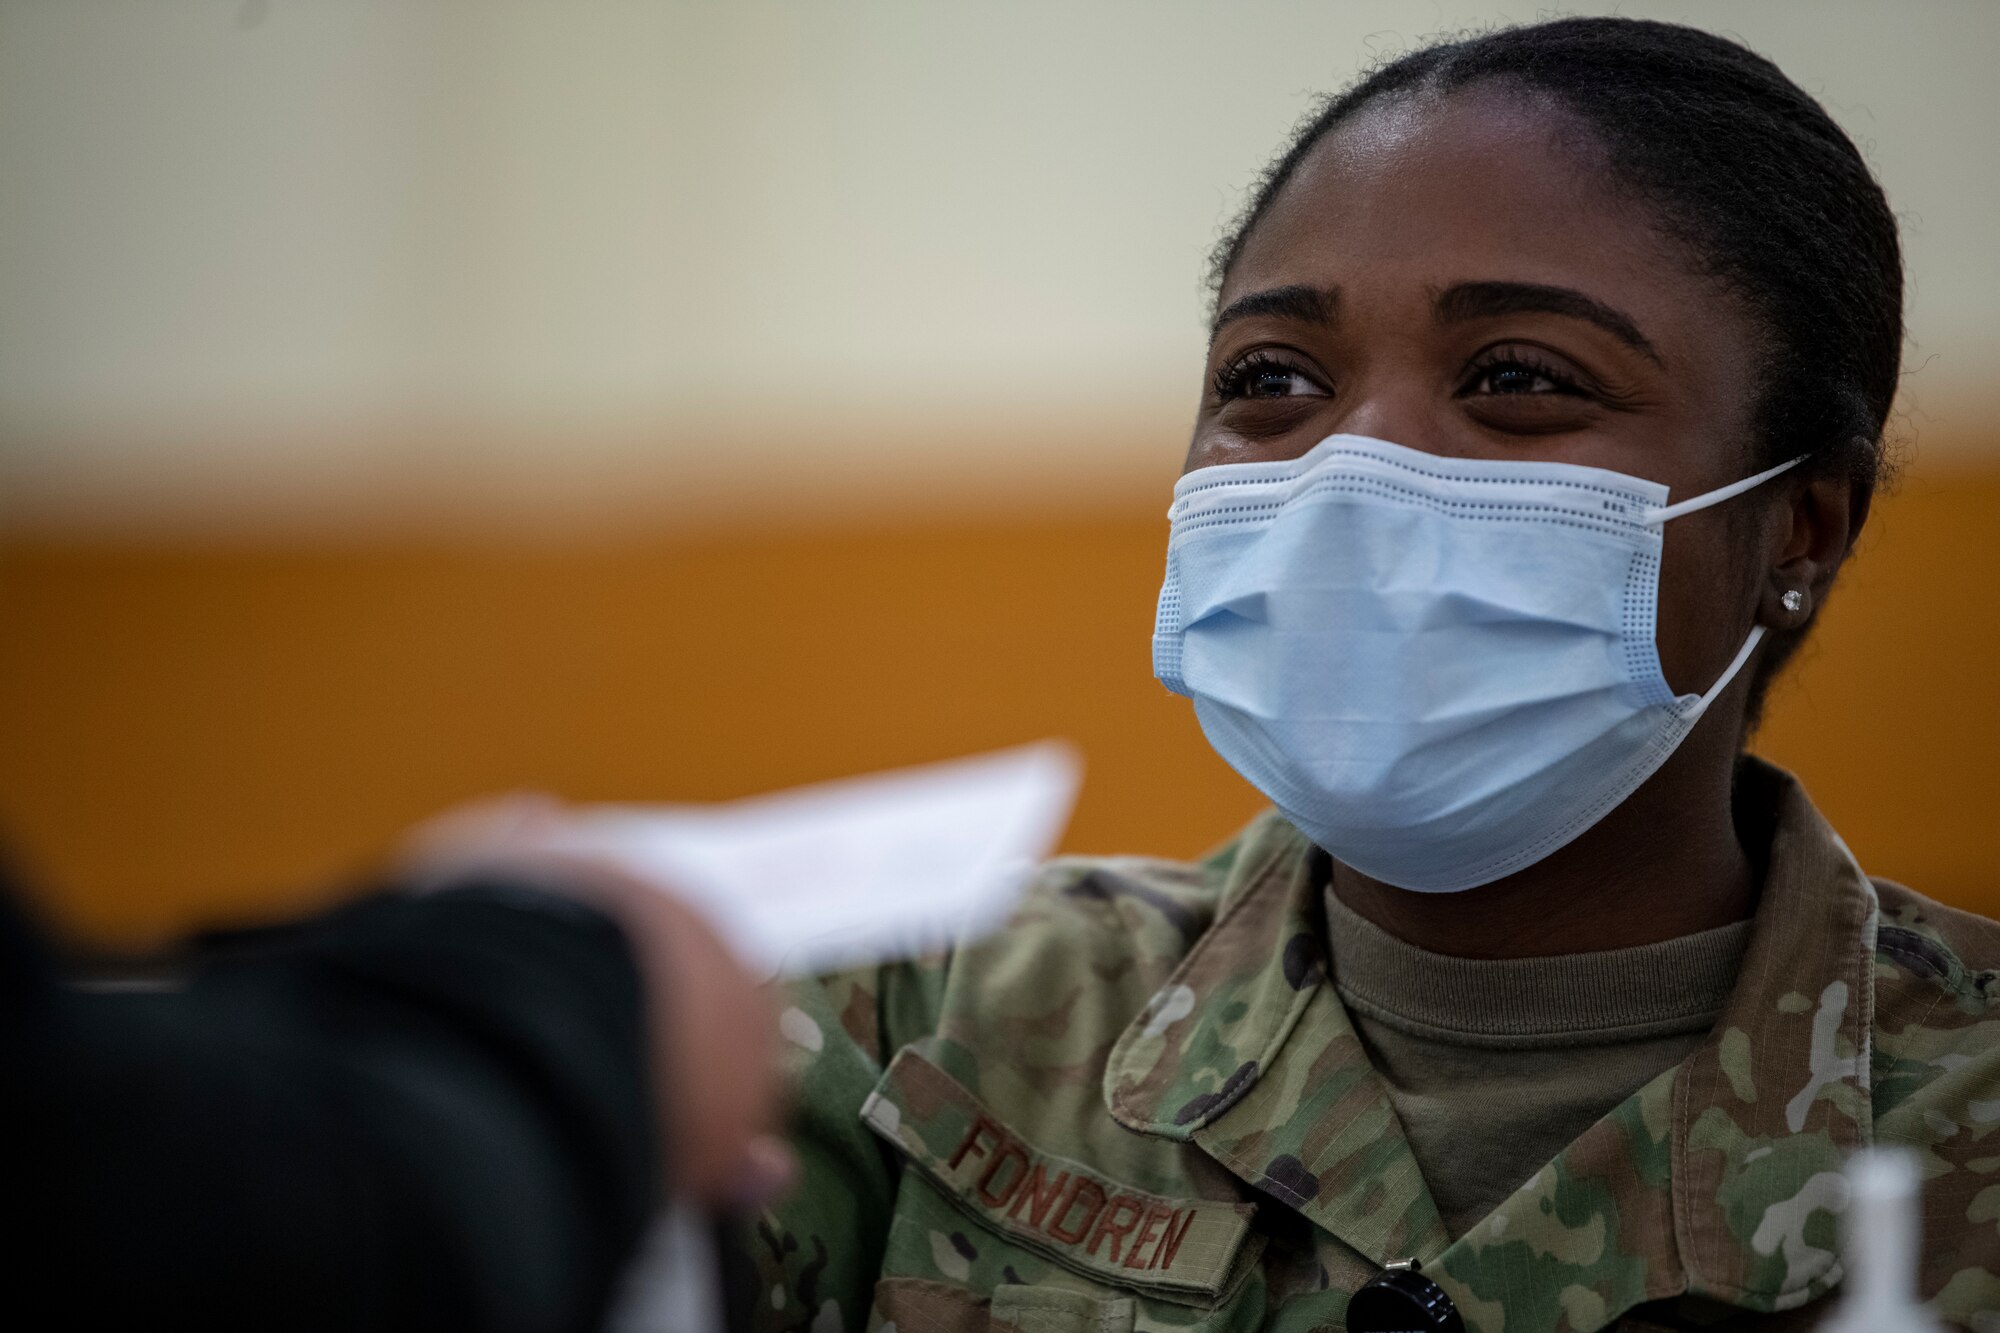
[991,1285,1135,1333]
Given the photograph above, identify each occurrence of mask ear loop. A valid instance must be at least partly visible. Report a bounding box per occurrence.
[1647,454,1806,718]
[1644,454,1806,525]
[1675,624,1766,721]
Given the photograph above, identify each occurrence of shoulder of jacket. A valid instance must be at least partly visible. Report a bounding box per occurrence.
[788,846,1240,1068]
[1871,877,2000,1016]
[1866,882,2000,1310]
[1021,850,1233,945]
[940,851,1233,1010]
[1869,878,2000,1150]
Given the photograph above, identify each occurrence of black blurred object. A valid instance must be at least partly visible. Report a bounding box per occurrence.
[1347,1260,1466,1333]
[0,860,675,1332]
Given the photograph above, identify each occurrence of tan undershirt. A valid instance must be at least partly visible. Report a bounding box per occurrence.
[1323,886,1752,1240]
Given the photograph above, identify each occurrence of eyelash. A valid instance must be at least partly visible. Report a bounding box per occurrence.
[1460,347,1588,397]
[1210,351,1322,401]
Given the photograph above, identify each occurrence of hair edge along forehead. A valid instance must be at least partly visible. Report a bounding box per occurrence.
[1207,16,1906,720]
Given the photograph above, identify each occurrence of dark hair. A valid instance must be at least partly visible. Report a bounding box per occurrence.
[1211,17,1905,719]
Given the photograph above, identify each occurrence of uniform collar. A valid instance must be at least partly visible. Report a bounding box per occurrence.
[1103,810,1452,1266]
[1102,760,1879,1331]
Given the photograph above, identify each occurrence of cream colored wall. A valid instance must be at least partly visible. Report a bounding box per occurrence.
[5,3,1999,942]
[2,0,1996,533]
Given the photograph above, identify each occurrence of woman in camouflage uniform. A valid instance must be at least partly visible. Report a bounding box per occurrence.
[758,17,2000,1332]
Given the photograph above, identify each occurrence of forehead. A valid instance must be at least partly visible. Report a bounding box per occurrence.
[1224,84,1702,312]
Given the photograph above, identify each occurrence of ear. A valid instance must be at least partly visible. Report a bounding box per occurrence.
[1758,468,1864,630]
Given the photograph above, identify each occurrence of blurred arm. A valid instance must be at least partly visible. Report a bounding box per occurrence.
[1,878,659,1333]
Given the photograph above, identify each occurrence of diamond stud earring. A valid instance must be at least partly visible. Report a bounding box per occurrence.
[1782,590,1805,613]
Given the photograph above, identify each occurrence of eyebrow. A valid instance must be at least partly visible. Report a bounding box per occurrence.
[1210,284,1338,336]
[1435,281,1662,365]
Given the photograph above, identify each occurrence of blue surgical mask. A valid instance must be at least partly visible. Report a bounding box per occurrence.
[1153,434,1802,893]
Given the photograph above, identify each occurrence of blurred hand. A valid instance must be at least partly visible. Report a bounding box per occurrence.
[400,796,793,1211]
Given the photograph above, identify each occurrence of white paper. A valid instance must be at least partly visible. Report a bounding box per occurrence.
[542,741,1082,977]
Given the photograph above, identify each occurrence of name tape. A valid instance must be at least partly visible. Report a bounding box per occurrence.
[861,1048,1256,1298]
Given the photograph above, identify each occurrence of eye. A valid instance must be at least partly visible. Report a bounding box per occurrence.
[1474,364,1560,394]
[1454,343,1612,437]
[1461,347,1586,398]
[1212,352,1329,402]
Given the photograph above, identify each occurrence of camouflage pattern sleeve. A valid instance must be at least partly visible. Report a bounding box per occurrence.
[1867,882,2000,1324]
[753,953,953,1333]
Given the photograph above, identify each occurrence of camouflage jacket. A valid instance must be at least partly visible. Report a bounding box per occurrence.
[754,762,2000,1332]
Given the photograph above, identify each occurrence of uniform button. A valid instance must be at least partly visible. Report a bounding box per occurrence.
[1345,1259,1464,1333]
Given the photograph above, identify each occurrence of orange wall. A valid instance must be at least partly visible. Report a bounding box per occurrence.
[2,467,1996,948]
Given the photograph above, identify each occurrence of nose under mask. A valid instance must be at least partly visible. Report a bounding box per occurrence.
[1152,434,1802,893]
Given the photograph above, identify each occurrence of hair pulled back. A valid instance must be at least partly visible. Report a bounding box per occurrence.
[1212,16,1905,710]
